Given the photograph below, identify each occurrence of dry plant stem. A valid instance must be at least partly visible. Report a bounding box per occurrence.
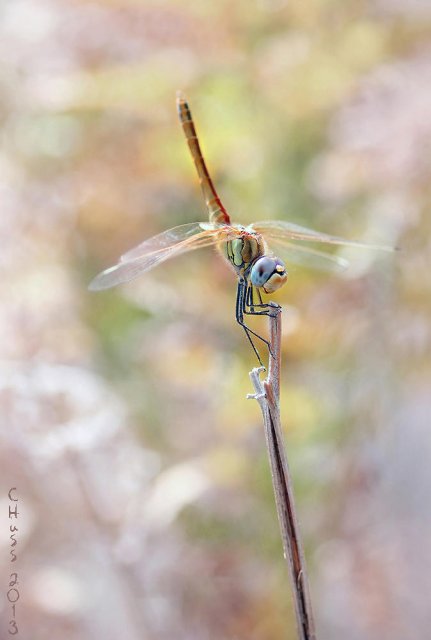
[248,309,317,640]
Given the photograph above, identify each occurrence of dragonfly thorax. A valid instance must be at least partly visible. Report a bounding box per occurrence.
[225,233,264,276]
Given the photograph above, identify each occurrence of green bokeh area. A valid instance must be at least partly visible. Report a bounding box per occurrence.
[1,1,430,639]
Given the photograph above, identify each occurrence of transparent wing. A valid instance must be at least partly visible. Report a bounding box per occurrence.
[267,238,349,273]
[251,220,395,252]
[88,223,238,291]
[120,222,218,262]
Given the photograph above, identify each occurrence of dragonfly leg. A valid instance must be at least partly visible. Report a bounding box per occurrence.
[236,279,274,367]
[245,283,281,316]
[255,288,281,313]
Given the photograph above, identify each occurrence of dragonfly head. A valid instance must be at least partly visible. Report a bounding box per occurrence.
[250,256,287,294]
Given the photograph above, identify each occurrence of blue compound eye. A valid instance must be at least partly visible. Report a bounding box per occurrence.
[250,256,286,286]
[250,256,287,293]
[250,257,277,287]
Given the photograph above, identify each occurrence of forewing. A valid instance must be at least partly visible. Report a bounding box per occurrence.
[88,224,239,291]
[120,222,222,262]
[251,220,395,252]
[267,239,349,273]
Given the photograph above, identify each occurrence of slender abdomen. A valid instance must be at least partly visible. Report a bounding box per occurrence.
[177,92,230,225]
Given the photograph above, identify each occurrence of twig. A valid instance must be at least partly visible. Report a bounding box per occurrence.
[248,308,317,640]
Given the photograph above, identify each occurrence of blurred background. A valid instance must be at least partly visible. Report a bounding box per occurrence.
[0,0,430,638]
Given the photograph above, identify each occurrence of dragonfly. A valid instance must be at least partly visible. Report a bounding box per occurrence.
[89,91,394,366]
